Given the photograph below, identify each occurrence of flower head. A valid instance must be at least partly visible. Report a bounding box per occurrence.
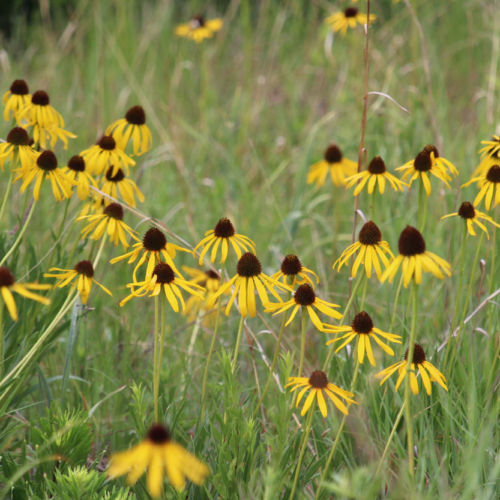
[474,136,500,177]
[307,144,357,187]
[100,167,144,208]
[108,423,209,496]
[3,80,31,122]
[44,260,112,304]
[175,16,223,43]
[380,226,451,288]
[324,7,376,36]
[375,343,448,395]
[461,164,500,211]
[61,155,97,200]
[0,266,51,321]
[105,105,152,156]
[193,218,255,265]
[441,201,500,238]
[285,370,356,417]
[0,127,38,171]
[266,283,342,332]
[271,254,319,287]
[345,156,407,195]
[334,221,394,279]
[325,311,401,366]
[80,135,136,176]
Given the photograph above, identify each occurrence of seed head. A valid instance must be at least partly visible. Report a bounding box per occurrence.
[0,267,15,287]
[358,221,382,246]
[103,203,124,221]
[105,167,125,182]
[98,136,116,150]
[308,370,329,389]
[152,263,175,284]
[236,253,262,277]
[345,7,359,17]
[280,254,303,276]
[486,165,500,183]
[147,424,171,444]
[125,105,146,125]
[67,155,86,172]
[31,91,49,106]
[367,156,387,174]
[74,260,94,278]
[36,151,58,171]
[10,80,29,95]
[351,311,373,334]
[457,201,475,220]
[422,144,439,158]
[294,284,316,306]
[142,228,167,251]
[413,151,432,172]
[324,144,342,164]
[398,226,426,256]
[7,127,30,146]
[213,218,235,238]
[404,343,426,365]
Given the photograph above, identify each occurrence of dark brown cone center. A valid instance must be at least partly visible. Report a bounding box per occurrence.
[31,90,49,106]
[103,203,124,221]
[206,270,219,280]
[367,156,387,174]
[398,226,426,256]
[352,311,373,334]
[404,343,426,365]
[458,201,475,220]
[294,284,316,306]
[213,218,235,238]
[74,260,94,278]
[358,221,382,246]
[0,267,15,287]
[142,228,167,251]
[147,424,170,444]
[309,370,329,389]
[125,105,146,125]
[191,15,205,27]
[237,253,262,277]
[105,167,125,182]
[36,151,58,171]
[345,7,359,17]
[98,136,116,150]
[7,127,30,146]
[67,155,86,172]
[423,144,439,158]
[324,144,342,164]
[10,80,29,95]
[152,262,175,284]
[413,151,432,172]
[281,254,303,276]
[486,165,500,183]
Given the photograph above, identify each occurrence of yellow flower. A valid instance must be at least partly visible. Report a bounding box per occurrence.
[80,135,136,176]
[44,260,112,305]
[285,370,355,417]
[105,106,152,156]
[375,343,447,395]
[2,80,31,122]
[478,135,500,161]
[0,127,38,171]
[16,90,76,150]
[79,194,105,218]
[61,155,97,200]
[100,167,144,208]
[193,218,255,265]
[334,221,394,279]
[271,254,319,287]
[461,164,500,211]
[345,156,407,195]
[325,7,376,35]
[108,424,209,496]
[77,202,140,250]
[0,266,51,321]
[441,201,500,238]
[119,262,205,311]
[209,252,290,318]
[396,146,453,196]
[14,150,74,202]
[307,144,357,188]
[266,284,342,332]
[325,311,401,366]
[175,16,223,43]
[110,227,189,281]
[473,151,499,178]
[380,226,451,288]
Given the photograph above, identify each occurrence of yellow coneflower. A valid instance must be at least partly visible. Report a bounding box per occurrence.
[0,266,51,321]
[14,150,74,202]
[479,135,500,161]
[396,146,452,196]
[441,201,500,238]
[2,80,31,122]
[119,262,205,311]
[193,218,255,265]
[77,203,140,250]
[61,155,97,200]
[80,136,136,176]
[79,194,105,218]
[0,127,38,171]
[375,343,447,395]
[100,167,144,208]
[105,106,152,156]
[307,144,357,188]
[175,15,223,43]
[325,311,401,366]
[473,151,499,178]
[285,370,355,417]
[266,284,342,332]
[16,90,76,150]
[461,164,500,211]
[108,424,209,497]
[334,221,394,279]
[380,226,451,288]
[271,254,319,287]
[208,252,290,318]
[110,227,189,281]
[325,7,376,35]
[345,156,407,195]
[44,260,112,305]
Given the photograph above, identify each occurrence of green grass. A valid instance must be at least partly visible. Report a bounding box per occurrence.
[1,0,500,498]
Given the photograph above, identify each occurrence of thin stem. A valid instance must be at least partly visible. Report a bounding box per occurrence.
[0,168,14,228]
[153,295,160,422]
[487,215,498,333]
[154,293,167,421]
[375,402,406,476]
[0,199,37,267]
[92,235,107,269]
[389,273,404,335]
[46,198,71,270]
[417,178,425,231]
[403,281,419,480]
[252,287,292,420]
[201,260,226,419]
[231,315,245,373]
[298,307,307,378]
[372,188,376,221]
[359,273,369,311]
[289,408,314,500]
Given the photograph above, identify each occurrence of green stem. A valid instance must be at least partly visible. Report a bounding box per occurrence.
[92,234,107,269]
[201,261,226,419]
[231,315,245,373]
[46,199,71,271]
[252,287,292,420]
[289,407,314,500]
[487,215,498,333]
[298,307,307,378]
[372,189,376,222]
[417,177,428,232]
[403,281,419,480]
[359,273,368,311]
[375,402,406,476]
[0,198,37,267]
[314,357,361,500]
[153,295,160,422]
[0,169,14,228]
[154,293,167,421]
[389,273,404,335]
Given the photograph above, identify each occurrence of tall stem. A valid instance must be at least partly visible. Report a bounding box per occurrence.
[417,178,425,231]
[231,315,245,373]
[389,273,404,335]
[0,169,14,228]
[154,293,167,421]
[372,189,376,222]
[298,307,307,378]
[0,199,37,267]
[359,273,368,311]
[487,216,498,333]
[375,402,406,476]
[153,295,160,422]
[46,198,71,270]
[201,261,226,419]
[92,235,107,269]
